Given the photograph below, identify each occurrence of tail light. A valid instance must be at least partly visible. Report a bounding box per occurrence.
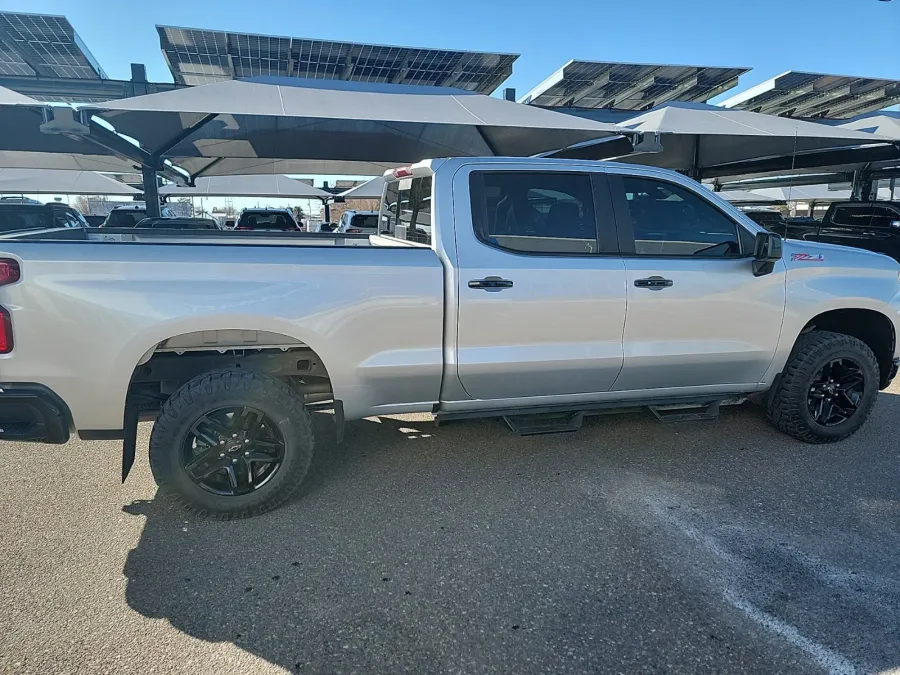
[348,228,362,233]
[235,225,250,231]
[0,259,19,286]
[0,307,12,354]
[391,167,413,179]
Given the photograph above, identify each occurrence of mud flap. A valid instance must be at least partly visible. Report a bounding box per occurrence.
[121,399,139,482]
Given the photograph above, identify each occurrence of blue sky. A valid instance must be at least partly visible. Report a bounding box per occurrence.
[1,0,898,212]
[4,0,898,96]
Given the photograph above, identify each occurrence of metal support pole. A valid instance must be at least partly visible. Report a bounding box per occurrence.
[142,166,161,218]
[322,198,331,224]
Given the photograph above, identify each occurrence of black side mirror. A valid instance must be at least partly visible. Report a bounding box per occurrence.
[752,231,783,277]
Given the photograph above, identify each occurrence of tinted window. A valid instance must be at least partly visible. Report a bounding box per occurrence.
[236,212,297,230]
[350,214,378,230]
[831,205,900,229]
[0,208,51,232]
[105,210,146,227]
[381,176,432,244]
[620,176,744,256]
[470,172,602,254]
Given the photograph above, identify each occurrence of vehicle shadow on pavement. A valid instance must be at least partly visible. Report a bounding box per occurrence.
[121,399,900,674]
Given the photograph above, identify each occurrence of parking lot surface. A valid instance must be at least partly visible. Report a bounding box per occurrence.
[2,388,900,675]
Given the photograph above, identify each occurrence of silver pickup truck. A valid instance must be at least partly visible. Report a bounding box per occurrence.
[0,157,898,518]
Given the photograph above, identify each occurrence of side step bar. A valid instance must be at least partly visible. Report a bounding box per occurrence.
[437,395,741,436]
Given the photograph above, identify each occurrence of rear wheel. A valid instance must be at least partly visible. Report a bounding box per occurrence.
[149,369,313,519]
[767,331,879,443]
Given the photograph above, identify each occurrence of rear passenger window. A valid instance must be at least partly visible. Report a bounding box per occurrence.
[619,176,747,257]
[470,172,607,255]
[381,176,432,244]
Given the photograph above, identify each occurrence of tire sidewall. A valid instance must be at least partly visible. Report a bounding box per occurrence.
[795,343,879,440]
[151,373,313,515]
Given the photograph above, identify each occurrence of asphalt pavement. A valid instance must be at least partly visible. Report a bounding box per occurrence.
[2,387,900,675]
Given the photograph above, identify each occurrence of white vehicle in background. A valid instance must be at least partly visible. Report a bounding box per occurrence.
[335,210,380,234]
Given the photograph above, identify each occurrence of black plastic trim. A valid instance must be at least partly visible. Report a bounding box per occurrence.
[79,429,125,440]
[435,392,746,424]
[0,383,71,444]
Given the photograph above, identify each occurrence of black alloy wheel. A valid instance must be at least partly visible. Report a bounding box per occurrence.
[181,406,285,496]
[806,357,866,427]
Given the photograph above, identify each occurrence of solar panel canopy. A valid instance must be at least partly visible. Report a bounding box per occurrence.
[0,12,105,79]
[519,60,749,110]
[720,71,900,119]
[157,25,517,94]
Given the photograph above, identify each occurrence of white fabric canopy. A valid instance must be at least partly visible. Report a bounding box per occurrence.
[339,176,385,199]
[86,77,627,178]
[0,168,138,195]
[160,174,330,198]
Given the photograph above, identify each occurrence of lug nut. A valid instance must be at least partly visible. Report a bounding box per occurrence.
[244,451,250,457]
[219,440,225,445]
[244,439,250,444]
[231,458,238,464]
[232,433,238,438]
[219,453,225,458]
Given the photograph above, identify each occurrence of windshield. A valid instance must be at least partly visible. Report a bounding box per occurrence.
[237,213,296,230]
[350,214,378,230]
[105,210,146,227]
[0,207,51,232]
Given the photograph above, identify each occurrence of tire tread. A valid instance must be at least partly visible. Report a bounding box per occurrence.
[149,369,313,520]
[767,330,878,444]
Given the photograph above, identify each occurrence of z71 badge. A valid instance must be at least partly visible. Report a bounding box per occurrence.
[791,253,825,262]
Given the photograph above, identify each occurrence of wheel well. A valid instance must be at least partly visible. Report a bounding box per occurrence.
[127,331,332,418]
[805,309,895,387]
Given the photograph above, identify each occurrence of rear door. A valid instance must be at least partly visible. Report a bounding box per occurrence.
[452,167,627,401]
[609,172,785,392]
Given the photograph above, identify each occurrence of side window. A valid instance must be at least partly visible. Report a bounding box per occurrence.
[470,171,608,255]
[830,205,876,229]
[381,176,432,244]
[864,206,900,229]
[52,209,70,228]
[618,176,747,257]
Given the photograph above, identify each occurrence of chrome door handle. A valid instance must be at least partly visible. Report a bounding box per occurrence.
[468,276,514,292]
[634,276,673,290]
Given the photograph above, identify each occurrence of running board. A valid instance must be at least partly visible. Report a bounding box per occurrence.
[648,401,721,423]
[503,411,584,435]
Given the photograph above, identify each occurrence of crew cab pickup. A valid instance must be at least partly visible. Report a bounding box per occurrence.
[773,201,900,261]
[0,158,898,518]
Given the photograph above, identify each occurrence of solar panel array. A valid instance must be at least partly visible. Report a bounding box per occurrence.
[520,60,750,111]
[720,71,900,120]
[157,26,518,94]
[0,12,105,79]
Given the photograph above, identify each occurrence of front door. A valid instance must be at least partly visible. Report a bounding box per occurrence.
[454,168,627,401]
[608,173,786,392]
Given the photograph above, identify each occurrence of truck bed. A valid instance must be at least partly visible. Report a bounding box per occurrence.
[0,227,424,248]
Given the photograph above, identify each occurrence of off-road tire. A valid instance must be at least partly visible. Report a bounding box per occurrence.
[767,331,879,443]
[149,369,314,519]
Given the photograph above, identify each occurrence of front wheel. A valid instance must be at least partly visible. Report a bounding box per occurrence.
[149,369,314,519]
[767,331,880,443]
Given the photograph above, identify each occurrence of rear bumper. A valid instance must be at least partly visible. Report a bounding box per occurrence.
[0,383,71,444]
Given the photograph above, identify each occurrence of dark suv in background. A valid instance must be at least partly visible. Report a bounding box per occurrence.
[0,201,87,233]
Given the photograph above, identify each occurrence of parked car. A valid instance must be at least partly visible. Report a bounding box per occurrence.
[136,217,220,230]
[335,210,380,234]
[778,201,900,261]
[0,201,87,233]
[235,208,302,232]
[0,158,898,519]
[100,204,176,228]
[742,209,789,236]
